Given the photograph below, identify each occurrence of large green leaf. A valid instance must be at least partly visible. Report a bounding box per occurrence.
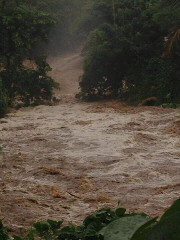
[57,225,78,240]
[102,214,152,240]
[83,208,118,227]
[146,212,180,240]
[160,198,180,221]
[131,218,158,240]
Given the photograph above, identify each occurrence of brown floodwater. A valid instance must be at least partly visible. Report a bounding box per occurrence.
[0,51,180,235]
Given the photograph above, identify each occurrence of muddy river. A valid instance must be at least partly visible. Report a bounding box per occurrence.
[0,51,180,234]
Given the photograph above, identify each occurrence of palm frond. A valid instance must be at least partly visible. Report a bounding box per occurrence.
[162,0,180,7]
[164,27,180,55]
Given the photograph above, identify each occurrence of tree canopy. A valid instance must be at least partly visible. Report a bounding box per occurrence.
[78,0,180,104]
[0,0,58,117]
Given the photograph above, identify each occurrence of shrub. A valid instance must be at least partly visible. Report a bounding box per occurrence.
[126,57,179,103]
[1,57,59,107]
[1,197,180,240]
[0,0,58,112]
[79,24,127,100]
[78,0,180,104]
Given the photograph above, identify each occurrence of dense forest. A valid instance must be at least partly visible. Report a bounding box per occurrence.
[0,0,180,117]
[78,0,180,103]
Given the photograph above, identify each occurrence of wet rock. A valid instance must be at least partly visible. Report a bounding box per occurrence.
[140,97,157,106]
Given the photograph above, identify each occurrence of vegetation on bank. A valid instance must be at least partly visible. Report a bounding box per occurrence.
[0,0,58,118]
[77,0,180,104]
[1,197,180,240]
[0,0,179,118]
[0,0,95,118]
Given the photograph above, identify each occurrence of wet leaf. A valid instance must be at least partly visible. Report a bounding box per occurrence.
[160,198,180,221]
[47,220,63,230]
[102,215,152,240]
[115,208,126,217]
[146,212,180,240]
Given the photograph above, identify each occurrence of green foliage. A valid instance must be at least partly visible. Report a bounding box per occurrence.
[1,57,59,106]
[145,199,180,240]
[12,220,63,240]
[79,24,125,99]
[0,0,58,116]
[161,198,180,221]
[161,103,177,108]
[1,198,180,240]
[146,212,180,240]
[0,1,56,58]
[33,220,63,240]
[78,0,180,104]
[127,57,179,102]
[102,215,153,240]
[0,220,9,240]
